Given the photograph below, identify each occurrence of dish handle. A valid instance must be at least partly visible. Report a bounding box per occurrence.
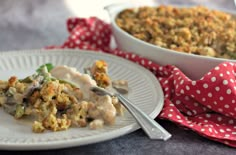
[104,3,134,17]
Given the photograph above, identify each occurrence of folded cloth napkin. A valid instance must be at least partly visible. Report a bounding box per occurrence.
[48,17,236,147]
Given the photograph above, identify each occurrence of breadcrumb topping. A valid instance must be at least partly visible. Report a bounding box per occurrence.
[116,5,236,59]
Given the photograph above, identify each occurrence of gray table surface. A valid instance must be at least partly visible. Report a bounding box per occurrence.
[0,0,236,154]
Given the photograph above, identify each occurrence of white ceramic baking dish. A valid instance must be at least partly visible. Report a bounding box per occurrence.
[105,3,236,80]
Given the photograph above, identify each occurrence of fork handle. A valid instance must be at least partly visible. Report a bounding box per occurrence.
[116,94,171,140]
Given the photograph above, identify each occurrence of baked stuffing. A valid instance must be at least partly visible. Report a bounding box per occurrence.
[0,61,125,133]
[90,60,111,88]
[116,5,236,59]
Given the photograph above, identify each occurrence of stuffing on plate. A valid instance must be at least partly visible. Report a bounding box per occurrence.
[0,60,126,133]
[116,5,236,59]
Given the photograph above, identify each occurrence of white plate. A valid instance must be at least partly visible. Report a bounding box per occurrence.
[0,49,164,150]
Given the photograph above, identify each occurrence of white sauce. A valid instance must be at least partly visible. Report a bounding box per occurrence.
[50,65,117,125]
[50,66,97,99]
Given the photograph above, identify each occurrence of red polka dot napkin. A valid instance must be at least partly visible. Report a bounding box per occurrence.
[48,17,236,147]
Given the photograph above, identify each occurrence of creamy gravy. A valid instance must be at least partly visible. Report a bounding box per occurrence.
[50,66,97,99]
[50,66,117,124]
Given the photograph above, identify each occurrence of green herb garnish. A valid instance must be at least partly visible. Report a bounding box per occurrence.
[36,63,54,73]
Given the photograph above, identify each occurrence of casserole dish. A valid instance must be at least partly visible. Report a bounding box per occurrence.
[105,3,236,80]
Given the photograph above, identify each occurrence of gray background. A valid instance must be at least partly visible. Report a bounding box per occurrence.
[0,0,236,154]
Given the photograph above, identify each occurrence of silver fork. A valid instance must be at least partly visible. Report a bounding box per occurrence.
[90,86,172,141]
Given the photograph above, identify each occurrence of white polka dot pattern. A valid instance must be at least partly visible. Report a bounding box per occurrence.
[48,17,236,147]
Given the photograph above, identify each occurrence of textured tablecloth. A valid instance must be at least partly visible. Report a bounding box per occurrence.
[0,0,236,154]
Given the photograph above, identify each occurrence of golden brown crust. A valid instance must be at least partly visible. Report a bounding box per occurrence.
[8,76,17,87]
[116,5,236,59]
[90,60,111,88]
